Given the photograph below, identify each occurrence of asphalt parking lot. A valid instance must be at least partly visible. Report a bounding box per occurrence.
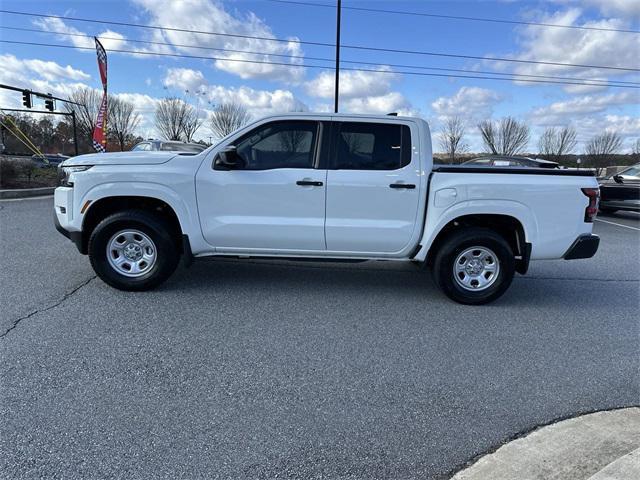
[1,197,638,479]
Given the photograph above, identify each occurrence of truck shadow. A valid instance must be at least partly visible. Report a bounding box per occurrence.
[161,257,619,310]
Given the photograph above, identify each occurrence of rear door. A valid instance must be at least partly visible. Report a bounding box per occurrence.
[325,119,422,254]
[196,119,328,252]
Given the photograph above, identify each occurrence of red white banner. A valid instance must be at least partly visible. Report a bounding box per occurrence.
[92,38,108,152]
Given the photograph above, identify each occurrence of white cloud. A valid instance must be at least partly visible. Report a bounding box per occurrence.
[431,86,503,123]
[305,67,415,115]
[0,54,92,108]
[527,92,640,152]
[529,91,639,125]
[163,68,207,93]
[342,92,415,115]
[305,67,397,99]
[35,18,129,51]
[112,92,160,137]
[507,8,640,93]
[162,68,308,119]
[554,0,640,16]
[131,0,306,82]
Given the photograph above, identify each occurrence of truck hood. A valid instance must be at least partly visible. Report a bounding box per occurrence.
[61,151,180,167]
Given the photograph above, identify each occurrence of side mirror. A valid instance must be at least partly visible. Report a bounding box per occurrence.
[214,146,244,170]
[613,174,623,184]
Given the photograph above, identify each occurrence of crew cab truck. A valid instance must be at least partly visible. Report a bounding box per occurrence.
[54,113,600,304]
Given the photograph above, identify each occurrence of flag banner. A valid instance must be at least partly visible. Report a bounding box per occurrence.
[92,93,107,152]
[92,37,108,152]
[95,38,108,89]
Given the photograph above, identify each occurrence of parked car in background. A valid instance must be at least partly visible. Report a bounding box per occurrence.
[31,153,69,168]
[131,140,206,154]
[462,156,559,169]
[598,163,640,214]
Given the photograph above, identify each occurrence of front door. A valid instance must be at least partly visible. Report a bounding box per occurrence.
[196,120,327,252]
[325,120,421,254]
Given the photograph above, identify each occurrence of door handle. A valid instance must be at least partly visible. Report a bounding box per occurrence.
[389,183,416,189]
[296,180,324,186]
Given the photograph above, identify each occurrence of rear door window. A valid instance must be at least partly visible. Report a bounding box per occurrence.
[332,122,411,170]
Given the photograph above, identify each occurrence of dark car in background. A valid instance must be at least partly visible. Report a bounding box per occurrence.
[598,164,640,214]
[462,156,560,169]
[31,153,70,168]
[131,140,206,154]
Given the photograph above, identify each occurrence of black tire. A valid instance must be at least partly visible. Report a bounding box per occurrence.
[431,227,515,305]
[88,210,180,291]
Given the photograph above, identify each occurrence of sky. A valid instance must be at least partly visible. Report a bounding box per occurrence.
[0,0,639,152]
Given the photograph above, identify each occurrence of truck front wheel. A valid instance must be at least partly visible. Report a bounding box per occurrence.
[88,210,180,291]
[431,228,515,305]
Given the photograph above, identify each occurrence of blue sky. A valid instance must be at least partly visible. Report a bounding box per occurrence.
[1,0,638,151]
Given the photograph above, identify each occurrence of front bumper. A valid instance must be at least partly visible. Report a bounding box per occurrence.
[563,234,600,260]
[54,212,85,253]
[54,187,86,253]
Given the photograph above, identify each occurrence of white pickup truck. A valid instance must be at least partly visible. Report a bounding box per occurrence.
[54,113,600,304]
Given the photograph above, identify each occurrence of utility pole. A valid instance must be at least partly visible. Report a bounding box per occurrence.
[334,0,341,113]
[71,110,79,156]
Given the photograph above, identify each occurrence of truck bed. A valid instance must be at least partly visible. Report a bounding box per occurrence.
[432,165,596,177]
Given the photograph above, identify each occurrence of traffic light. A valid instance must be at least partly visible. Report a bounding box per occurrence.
[44,96,55,112]
[22,90,32,108]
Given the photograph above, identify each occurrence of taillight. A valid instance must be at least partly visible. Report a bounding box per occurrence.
[581,188,599,223]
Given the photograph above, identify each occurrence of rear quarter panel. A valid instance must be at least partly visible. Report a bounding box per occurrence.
[420,172,599,260]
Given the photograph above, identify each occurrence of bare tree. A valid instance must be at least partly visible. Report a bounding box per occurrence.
[538,126,577,161]
[632,138,640,161]
[109,97,141,151]
[182,106,204,143]
[585,131,623,175]
[154,97,201,141]
[478,117,529,156]
[478,119,498,154]
[64,87,104,144]
[438,116,468,163]
[209,102,252,139]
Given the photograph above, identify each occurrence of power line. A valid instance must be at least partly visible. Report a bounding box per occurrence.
[341,44,640,73]
[1,9,638,72]
[266,0,640,34]
[2,39,639,89]
[4,25,639,86]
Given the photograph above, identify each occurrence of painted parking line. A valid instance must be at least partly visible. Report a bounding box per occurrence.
[595,218,640,231]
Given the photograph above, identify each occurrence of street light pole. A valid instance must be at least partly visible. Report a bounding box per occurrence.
[334,0,341,113]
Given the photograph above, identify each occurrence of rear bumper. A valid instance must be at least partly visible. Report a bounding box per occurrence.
[563,234,600,260]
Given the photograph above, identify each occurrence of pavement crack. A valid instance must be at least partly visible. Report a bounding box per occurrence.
[0,275,96,339]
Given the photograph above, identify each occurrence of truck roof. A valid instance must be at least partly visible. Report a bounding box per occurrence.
[260,112,420,122]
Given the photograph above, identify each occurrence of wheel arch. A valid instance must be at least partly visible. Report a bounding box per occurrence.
[80,195,185,254]
[419,211,533,274]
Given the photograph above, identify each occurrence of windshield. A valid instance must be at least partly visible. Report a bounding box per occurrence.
[620,165,640,177]
[160,143,205,153]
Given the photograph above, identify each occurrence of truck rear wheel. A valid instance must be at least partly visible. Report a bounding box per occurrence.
[88,210,180,291]
[431,227,515,305]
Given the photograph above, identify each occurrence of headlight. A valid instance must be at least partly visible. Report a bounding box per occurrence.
[58,165,92,187]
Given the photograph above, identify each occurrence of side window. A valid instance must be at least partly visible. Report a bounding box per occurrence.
[333,122,411,170]
[233,121,318,170]
[132,142,150,151]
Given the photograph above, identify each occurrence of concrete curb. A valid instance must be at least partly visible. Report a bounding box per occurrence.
[0,187,55,199]
[451,407,640,480]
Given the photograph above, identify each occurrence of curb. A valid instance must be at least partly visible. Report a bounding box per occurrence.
[451,407,640,480]
[0,187,55,199]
